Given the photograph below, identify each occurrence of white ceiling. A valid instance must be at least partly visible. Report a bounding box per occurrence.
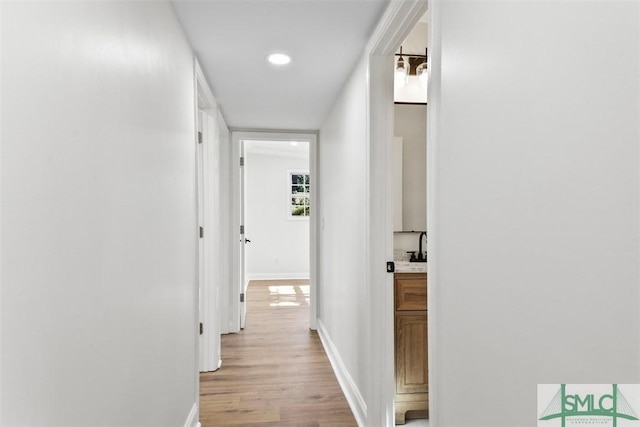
[171,0,389,131]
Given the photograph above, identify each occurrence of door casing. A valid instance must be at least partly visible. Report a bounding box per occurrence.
[229,131,318,332]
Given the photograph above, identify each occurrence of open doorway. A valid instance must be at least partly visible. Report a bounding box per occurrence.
[362,0,429,425]
[243,140,311,324]
[230,131,318,333]
[391,12,429,426]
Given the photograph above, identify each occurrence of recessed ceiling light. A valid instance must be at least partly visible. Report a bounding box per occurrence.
[267,53,291,65]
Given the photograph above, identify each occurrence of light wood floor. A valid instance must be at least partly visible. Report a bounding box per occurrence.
[200,279,357,427]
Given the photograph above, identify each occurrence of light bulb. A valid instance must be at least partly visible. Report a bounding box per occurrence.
[395,70,408,88]
[416,62,428,90]
[395,56,409,88]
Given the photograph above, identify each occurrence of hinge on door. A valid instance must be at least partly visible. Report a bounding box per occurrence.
[198,131,203,144]
[386,261,395,273]
[240,225,244,234]
[240,293,245,303]
[199,322,203,335]
[240,157,244,167]
[199,226,204,238]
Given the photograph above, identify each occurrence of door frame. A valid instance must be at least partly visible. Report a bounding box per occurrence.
[230,130,318,332]
[364,1,429,425]
[195,59,222,373]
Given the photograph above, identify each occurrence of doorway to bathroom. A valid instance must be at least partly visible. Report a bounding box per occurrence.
[390,12,429,425]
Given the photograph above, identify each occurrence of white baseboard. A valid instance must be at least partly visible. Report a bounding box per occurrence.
[184,402,199,427]
[317,320,367,426]
[246,273,310,281]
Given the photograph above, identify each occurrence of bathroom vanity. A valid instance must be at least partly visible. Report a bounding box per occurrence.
[394,270,428,424]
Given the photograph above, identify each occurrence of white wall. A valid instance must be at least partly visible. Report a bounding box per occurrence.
[394,233,423,260]
[317,56,369,422]
[0,2,198,425]
[429,1,640,426]
[245,151,310,280]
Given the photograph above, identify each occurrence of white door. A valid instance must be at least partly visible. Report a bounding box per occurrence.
[195,61,223,370]
[197,110,206,371]
[239,140,248,329]
[197,108,222,372]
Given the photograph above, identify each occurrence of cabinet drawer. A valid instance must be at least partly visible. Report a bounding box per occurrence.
[395,273,427,311]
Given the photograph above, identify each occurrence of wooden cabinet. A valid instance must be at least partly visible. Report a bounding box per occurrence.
[394,273,428,424]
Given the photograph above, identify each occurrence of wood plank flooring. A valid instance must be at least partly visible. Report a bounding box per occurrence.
[200,279,357,427]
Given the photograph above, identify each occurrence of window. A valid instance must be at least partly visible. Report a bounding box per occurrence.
[289,171,310,218]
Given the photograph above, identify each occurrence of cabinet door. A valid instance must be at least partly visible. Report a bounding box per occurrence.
[396,312,428,394]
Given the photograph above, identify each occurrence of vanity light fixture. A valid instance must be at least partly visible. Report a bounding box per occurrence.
[267,52,291,65]
[394,46,429,103]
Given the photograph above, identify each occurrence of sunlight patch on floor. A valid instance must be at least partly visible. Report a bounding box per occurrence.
[268,285,296,295]
[266,284,310,307]
[270,301,300,307]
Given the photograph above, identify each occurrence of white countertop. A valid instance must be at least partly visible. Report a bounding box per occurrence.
[394,261,428,273]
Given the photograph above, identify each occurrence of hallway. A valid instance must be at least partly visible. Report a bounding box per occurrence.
[199,280,356,426]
